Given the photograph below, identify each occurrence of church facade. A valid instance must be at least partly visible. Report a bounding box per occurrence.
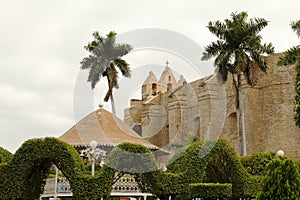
[124,53,300,159]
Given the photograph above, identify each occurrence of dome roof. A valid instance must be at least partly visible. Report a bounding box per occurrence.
[59,108,159,150]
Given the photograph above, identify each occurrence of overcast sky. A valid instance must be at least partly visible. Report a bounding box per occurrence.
[1,0,299,152]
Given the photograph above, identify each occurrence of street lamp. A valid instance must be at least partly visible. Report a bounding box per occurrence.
[80,140,106,176]
[277,150,284,157]
[160,163,167,172]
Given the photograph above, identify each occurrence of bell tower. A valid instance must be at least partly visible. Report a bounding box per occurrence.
[142,71,158,100]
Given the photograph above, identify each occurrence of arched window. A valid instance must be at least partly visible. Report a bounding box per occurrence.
[152,83,157,95]
[167,83,172,91]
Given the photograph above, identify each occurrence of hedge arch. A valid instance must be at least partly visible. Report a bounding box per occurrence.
[0,146,13,164]
[137,138,257,200]
[202,139,257,199]
[0,137,258,200]
[0,137,116,200]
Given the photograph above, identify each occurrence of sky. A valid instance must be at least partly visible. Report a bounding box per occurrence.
[0,0,299,153]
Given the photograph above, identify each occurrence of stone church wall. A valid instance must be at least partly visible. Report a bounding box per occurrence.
[124,53,300,159]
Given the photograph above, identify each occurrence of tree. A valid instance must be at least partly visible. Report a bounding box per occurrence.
[277,20,300,127]
[80,31,132,115]
[256,158,300,200]
[201,11,274,155]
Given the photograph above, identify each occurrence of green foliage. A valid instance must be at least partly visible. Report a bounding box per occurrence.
[139,139,257,199]
[256,158,300,200]
[240,152,275,176]
[203,139,257,198]
[167,141,207,184]
[80,31,132,104]
[71,166,115,200]
[0,137,116,200]
[0,138,264,199]
[201,11,274,85]
[106,142,158,173]
[201,11,274,157]
[139,171,187,200]
[278,19,300,127]
[0,147,13,164]
[188,183,232,199]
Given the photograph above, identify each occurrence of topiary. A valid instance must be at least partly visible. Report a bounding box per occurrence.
[256,157,300,200]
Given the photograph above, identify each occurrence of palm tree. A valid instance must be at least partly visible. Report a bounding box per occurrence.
[277,20,300,127]
[80,31,132,115]
[201,11,274,156]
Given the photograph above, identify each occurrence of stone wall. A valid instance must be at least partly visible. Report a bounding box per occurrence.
[124,53,300,159]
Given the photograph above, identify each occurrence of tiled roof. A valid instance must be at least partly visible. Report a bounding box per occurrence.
[59,108,159,150]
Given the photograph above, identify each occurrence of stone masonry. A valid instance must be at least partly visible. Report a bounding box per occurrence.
[124,54,300,159]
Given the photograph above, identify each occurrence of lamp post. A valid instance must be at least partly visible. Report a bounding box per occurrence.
[160,163,167,172]
[80,140,106,176]
[277,150,284,157]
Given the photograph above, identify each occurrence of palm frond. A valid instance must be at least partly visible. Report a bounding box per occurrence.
[81,31,132,91]
[114,58,131,78]
[106,31,117,38]
[216,52,233,83]
[203,11,273,88]
[291,20,300,38]
[207,21,227,40]
[80,55,97,70]
[201,40,225,61]
[249,50,267,73]
[84,32,104,52]
[214,50,232,68]
[278,46,300,66]
[88,64,102,89]
[233,50,247,73]
[230,11,248,24]
[113,44,132,58]
[260,43,275,54]
[217,64,229,84]
[249,18,268,34]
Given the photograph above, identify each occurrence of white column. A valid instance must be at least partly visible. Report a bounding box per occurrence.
[54,166,58,199]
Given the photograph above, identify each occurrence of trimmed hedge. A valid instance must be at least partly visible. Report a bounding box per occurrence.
[257,157,300,199]
[188,183,232,199]
[135,138,258,199]
[0,147,13,164]
[166,138,257,199]
[0,137,264,199]
[0,137,116,200]
[240,151,275,176]
[106,142,158,173]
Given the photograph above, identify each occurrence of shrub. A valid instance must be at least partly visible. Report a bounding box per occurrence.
[188,183,232,199]
[256,158,300,200]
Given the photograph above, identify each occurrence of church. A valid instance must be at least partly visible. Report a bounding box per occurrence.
[124,53,300,159]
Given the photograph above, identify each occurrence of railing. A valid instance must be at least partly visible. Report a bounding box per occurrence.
[112,175,141,193]
[43,177,72,195]
[42,175,141,195]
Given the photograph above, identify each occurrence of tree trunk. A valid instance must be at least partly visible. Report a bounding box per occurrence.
[237,75,246,156]
[104,76,116,115]
[110,94,116,116]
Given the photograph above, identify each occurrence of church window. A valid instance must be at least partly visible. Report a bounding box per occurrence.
[152,83,157,95]
[167,83,172,91]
